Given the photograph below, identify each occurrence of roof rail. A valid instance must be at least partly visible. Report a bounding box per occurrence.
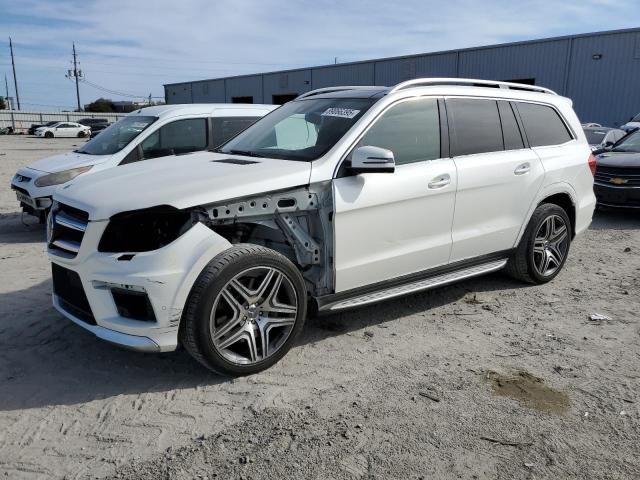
[296,86,377,100]
[389,78,558,95]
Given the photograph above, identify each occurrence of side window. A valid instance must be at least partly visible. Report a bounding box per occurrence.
[498,101,524,150]
[447,98,503,156]
[211,116,260,147]
[357,98,440,165]
[515,102,573,147]
[141,119,207,159]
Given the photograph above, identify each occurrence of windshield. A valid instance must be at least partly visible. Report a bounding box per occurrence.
[612,130,640,153]
[218,98,376,161]
[77,115,157,155]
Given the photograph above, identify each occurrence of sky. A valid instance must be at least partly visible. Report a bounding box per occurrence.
[1,0,639,111]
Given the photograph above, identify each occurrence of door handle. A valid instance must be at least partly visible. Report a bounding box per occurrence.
[514,163,530,175]
[428,174,451,189]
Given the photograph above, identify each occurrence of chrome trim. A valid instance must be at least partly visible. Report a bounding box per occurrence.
[320,259,507,311]
[296,86,377,100]
[52,239,80,253]
[55,211,87,231]
[389,78,557,95]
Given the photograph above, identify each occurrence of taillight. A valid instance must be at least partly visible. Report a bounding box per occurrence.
[588,154,597,176]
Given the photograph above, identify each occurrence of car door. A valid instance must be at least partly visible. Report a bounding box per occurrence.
[446,98,545,262]
[333,97,457,292]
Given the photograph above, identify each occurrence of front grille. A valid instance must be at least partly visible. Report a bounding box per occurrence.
[594,166,640,187]
[52,263,96,325]
[11,185,29,195]
[48,203,89,258]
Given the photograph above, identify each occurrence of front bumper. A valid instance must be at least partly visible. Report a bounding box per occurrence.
[594,182,640,208]
[49,221,232,352]
[11,170,55,215]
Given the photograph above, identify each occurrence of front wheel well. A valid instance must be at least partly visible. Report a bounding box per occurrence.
[538,193,575,238]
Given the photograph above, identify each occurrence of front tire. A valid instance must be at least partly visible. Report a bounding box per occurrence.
[77,131,86,138]
[506,203,572,284]
[180,244,307,376]
[44,131,54,138]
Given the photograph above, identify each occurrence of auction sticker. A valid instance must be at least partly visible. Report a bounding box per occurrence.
[321,108,360,119]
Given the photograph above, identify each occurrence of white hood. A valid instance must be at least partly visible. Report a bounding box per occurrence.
[28,151,110,173]
[54,151,312,220]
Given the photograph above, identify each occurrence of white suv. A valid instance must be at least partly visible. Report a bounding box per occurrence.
[11,104,275,220]
[47,78,596,375]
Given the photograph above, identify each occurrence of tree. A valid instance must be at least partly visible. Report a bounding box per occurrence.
[0,97,6,110]
[85,98,116,112]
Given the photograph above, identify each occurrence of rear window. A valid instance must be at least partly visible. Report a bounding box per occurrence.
[516,102,573,147]
[584,129,607,144]
[212,116,260,147]
[447,98,503,156]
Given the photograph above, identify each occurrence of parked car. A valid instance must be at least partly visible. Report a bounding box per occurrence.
[583,126,627,152]
[593,129,640,208]
[29,121,58,135]
[581,122,602,128]
[45,79,596,375]
[34,122,91,138]
[11,104,275,220]
[89,123,110,138]
[621,113,640,133]
[78,117,109,127]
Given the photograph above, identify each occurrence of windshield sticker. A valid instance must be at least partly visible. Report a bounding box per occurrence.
[321,108,361,119]
[131,122,150,128]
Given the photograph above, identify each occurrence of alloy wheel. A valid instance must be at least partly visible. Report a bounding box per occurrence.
[210,266,298,365]
[532,214,569,277]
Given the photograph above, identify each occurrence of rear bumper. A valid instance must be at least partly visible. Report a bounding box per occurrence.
[594,182,640,208]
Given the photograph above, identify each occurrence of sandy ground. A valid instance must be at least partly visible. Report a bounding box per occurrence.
[0,135,639,479]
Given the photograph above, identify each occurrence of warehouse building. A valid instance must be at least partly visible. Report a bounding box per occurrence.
[164,27,640,127]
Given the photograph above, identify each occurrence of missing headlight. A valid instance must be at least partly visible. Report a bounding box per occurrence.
[98,205,194,253]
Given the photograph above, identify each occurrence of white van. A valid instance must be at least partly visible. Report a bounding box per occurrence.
[11,104,276,220]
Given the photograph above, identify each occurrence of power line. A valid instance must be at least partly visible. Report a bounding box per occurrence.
[80,78,163,99]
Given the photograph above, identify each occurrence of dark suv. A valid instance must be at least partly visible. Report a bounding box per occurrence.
[594,129,640,208]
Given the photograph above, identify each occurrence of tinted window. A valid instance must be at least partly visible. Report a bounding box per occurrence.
[498,101,524,150]
[212,116,260,147]
[142,118,207,159]
[583,129,607,144]
[448,99,503,156]
[357,98,440,165]
[612,130,640,153]
[516,102,572,147]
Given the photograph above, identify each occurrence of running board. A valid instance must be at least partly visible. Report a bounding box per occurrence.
[318,259,507,312]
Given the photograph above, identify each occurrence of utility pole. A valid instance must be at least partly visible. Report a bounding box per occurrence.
[9,37,20,110]
[72,43,82,111]
[4,74,9,105]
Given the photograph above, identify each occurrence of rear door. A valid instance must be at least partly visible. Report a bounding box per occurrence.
[447,98,545,262]
[333,97,457,292]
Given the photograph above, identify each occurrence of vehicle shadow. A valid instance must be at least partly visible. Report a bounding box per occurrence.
[0,271,523,411]
[590,207,640,230]
[0,211,45,243]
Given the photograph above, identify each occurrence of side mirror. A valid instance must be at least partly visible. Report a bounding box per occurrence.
[350,146,395,174]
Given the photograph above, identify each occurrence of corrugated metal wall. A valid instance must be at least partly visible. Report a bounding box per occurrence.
[566,30,640,127]
[164,28,640,126]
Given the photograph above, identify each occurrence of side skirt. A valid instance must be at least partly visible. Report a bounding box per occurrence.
[315,252,512,313]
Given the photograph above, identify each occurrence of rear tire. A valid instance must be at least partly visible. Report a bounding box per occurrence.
[180,244,307,376]
[506,203,572,284]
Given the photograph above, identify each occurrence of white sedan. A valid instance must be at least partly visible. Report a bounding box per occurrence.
[35,122,91,138]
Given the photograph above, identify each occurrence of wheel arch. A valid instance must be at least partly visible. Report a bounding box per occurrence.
[537,192,576,239]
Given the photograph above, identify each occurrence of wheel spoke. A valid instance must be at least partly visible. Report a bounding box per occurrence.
[253,269,277,303]
[228,279,252,305]
[217,325,249,350]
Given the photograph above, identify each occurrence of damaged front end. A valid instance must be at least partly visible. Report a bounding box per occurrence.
[196,183,335,296]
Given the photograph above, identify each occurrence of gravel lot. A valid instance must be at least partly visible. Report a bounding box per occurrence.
[0,135,639,479]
